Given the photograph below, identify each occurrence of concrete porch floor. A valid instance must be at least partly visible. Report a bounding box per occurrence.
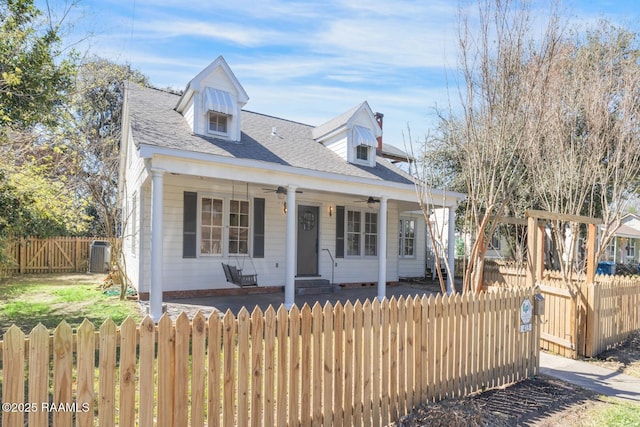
[142,280,448,319]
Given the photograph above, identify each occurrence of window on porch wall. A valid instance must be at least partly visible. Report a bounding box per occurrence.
[398,218,415,257]
[201,197,223,254]
[229,200,249,254]
[364,212,378,256]
[346,209,378,256]
[347,211,361,256]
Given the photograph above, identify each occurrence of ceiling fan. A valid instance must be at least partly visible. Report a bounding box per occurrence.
[262,186,303,199]
[354,196,380,207]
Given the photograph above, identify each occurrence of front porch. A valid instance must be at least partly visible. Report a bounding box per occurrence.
[143,279,449,317]
[142,172,462,320]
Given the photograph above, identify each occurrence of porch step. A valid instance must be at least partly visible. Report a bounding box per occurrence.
[295,279,335,295]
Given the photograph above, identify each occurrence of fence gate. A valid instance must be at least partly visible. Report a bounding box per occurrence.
[525,210,600,359]
[0,237,112,276]
[538,283,577,358]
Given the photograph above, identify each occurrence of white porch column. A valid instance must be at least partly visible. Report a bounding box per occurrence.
[284,185,297,309]
[378,197,388,301]
[150,168,165,322]
[447,206,456,294]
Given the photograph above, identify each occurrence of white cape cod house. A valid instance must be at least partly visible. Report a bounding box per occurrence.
[119,56,465,319]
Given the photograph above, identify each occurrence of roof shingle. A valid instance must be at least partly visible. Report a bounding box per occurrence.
[127,84,414,185]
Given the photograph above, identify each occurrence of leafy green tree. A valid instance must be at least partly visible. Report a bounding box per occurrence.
[0,0,76,131]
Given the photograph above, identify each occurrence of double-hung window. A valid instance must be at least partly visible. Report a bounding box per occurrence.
[364,212,378,256]
[398,218,415,257]
[229,200,249,254]
[346,209,378,256]
[356,145,369,161]
[347,211,361,256]
[208,112,228,135]
[201,197,223,255]
[185,192,261,258]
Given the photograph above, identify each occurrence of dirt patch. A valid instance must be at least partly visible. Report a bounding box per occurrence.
[579,329,640,379]
[399,330,640,426]
[398,375,609,427]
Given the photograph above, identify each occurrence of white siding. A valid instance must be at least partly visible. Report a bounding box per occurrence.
[323,134,348,161]
[121,131,148,293]
[183,98,195,131]
[133,177,417,292]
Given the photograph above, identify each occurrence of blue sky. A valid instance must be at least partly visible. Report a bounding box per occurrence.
[45,0,639,149]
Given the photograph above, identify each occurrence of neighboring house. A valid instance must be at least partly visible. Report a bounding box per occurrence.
[603,213,640,264]
[484,234,508,260]
[119,56,465,319]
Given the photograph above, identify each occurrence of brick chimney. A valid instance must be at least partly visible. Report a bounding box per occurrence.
[374,112,384,151]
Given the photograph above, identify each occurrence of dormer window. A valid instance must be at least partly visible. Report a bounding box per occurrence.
[356,145,369,161]
[209,112,228,135]
[203,88,234,137]
[175,57,249,140]
[352,125,377,166]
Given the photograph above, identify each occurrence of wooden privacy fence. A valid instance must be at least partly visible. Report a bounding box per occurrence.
[485,265,640,358]
[1,291,540,427]
[482,262,528,287]
[585,277,640,357]
[537,276,640,358]
[0,237,116,277]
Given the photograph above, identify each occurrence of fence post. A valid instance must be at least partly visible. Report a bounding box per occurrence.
[47,238,52,273]
[585,224,596,286]
[579,223,597,357]
[582,282,596,357]
[526,216,537,287]
[75,239,81,272]
[19,238,26,274]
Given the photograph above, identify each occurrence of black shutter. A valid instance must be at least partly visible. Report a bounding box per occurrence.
[336,205,345,258]
[183,192,197,258]
[253,198,265,258]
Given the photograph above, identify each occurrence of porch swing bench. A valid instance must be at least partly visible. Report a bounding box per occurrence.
[221,263,258,287]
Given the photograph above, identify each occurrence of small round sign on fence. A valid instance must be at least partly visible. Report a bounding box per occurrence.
[520,298,533,333]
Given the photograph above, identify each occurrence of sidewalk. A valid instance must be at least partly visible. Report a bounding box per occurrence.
[539,351,640,402]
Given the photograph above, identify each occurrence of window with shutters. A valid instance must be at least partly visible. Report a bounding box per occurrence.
[185,193,259,258]
[344,209,378,257]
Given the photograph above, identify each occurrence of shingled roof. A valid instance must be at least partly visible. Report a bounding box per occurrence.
[126,83,414,185]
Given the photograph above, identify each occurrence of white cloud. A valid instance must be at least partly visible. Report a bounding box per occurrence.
[133,20,285,47]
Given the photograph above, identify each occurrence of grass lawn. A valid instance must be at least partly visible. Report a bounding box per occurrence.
[584,398,640,427]
[0,273,143,334]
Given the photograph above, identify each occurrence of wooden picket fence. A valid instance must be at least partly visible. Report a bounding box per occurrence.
[0,237,115,277]
[1,290,540,427]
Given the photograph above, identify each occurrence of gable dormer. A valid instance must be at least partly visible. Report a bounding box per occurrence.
[313,101,381,167]
[175,56,249,141]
